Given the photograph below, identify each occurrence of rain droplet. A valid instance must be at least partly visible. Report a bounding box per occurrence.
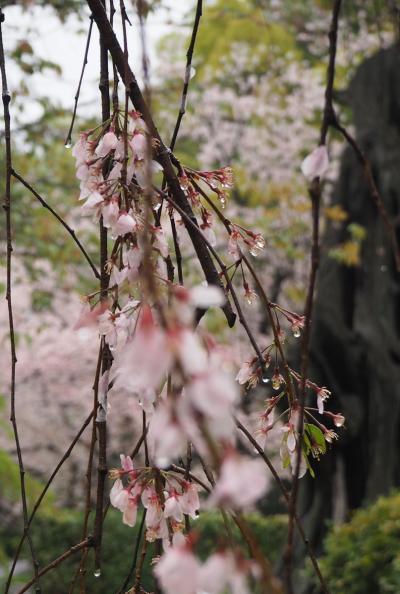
[272,380,280,391]
[262,371,270,384]
[249,246,259,257]
[293,328,301,338]
[64,140,72,149]
[94,568,101,578]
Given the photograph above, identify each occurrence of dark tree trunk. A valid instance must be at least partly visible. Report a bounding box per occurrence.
[297,45,400,589]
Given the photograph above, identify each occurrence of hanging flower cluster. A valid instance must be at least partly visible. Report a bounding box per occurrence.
[72,118,343,591]
[109,454,199,539]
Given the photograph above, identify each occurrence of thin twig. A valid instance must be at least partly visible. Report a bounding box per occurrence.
[11,169,100,280]
[64,15,94,147]
[236,419,330,594]
[15,538,93,594]
[158,188,264,363]
[73,344,103,594]
[334,120,400,271]
[169,0,202,151]
[1,10,41,593]
[170,464,211,493]
[115,510,147,594]
[133,535,149,593]
[5,410,94,590]
[284,2,342,591]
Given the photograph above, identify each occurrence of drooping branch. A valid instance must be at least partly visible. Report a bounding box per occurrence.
[86,0,236,327]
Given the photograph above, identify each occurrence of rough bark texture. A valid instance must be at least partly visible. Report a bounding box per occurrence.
[298,45,400,588]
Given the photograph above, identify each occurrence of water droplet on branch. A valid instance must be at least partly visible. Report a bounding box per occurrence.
[262,371,270,384]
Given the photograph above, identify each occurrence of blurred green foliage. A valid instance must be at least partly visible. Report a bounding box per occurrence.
[314,492,400,594]
[0,508,287,593]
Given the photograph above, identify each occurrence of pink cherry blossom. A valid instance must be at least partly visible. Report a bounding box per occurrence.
[173,328,208,376]
[123,246,142,280]
[110,479,129,511]
[186,367,238,420]
[80,193,103,217]
[332,413,345,427]
[95,130,118,158]
[209,453,268,508]
[73,299,110,331]
[112,212,137,237]
[108,160,123,181]
[130,133,148,158]
[109,265,127,288]
[148,400,187,465]
[198,552,229,593]
[154,545,201,594]
[179,481,200,518]
[122,492,139,527]
[72,132,89,164]
[235,359,255,385]
[317,386,331,414]
[301,145,329,180]
[97,310,118,347]
[101,199,119,229]
[112,305,171,393]
[164,490,184,522]
[154,226,169,258]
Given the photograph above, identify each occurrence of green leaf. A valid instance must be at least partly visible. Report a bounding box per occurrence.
[305,423,326,454]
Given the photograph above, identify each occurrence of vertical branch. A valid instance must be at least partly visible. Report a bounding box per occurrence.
[92,0,111,575]
[284,2,342,592]
[72,344,103,594]
[1,9,41,594]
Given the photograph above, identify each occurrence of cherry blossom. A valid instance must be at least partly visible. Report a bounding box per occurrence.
[209,452,268,508]
[301,145,329,180]
[154,544,201,594]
